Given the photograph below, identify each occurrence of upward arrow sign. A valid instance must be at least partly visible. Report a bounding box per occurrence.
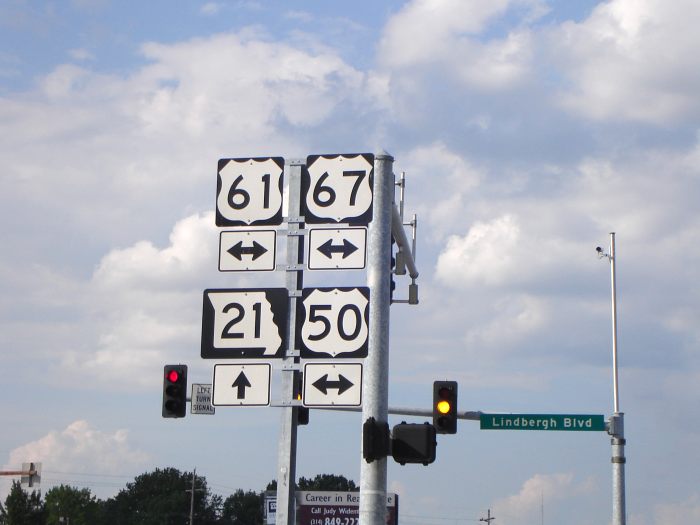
[231,372,252,399]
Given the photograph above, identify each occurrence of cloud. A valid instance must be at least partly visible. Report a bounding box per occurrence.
[378,0,543,90]
[550,0,700,123]
[93,212,217,291]
[64,212,220,388]
[134,31,366,136]
[200,2,222,15]
[398,142,482,239]
[68,48,94,61]
[648,494,700,524]
[436,215,521,286]
[492,473,593,524]
[5,420,149,477]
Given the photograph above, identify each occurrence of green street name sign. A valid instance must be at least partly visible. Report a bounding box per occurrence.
[480,413,606,432]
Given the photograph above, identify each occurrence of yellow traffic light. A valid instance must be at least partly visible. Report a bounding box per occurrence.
[436,400,451,414]
[433,381,458,434]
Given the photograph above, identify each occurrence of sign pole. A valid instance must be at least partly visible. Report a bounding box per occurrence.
[275,159,305,525]
[359,151,394,525]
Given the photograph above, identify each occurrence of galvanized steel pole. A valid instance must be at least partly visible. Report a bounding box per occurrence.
[608,232,626,525]
[359,151,394,525]
[275,159,304,525]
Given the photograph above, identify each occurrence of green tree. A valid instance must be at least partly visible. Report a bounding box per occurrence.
[2,481,44,525]
[101,467,219,525]
[220,490,263,525]
[44,485,99,525]
[266,474,358,492]
[297,474,358,491]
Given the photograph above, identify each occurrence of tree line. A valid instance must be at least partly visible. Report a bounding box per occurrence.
[0,469,357,525]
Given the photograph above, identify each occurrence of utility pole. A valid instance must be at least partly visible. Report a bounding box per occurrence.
[480,508,495,524]
[186,468,203,525]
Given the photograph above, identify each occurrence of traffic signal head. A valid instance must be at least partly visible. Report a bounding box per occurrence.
[433,380,458,434]
[162,365,188,418]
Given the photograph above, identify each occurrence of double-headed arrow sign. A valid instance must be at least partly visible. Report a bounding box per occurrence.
[317,238,358,259]
[227,240,268,261]
[303,363,363,407]
[219,231,276,272]
[312,373,354,395]
[308,228,366,270]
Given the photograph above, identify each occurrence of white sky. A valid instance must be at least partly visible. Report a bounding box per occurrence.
[1,1,699,524]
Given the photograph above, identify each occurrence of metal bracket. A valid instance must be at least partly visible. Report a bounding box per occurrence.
[278,264,305,272]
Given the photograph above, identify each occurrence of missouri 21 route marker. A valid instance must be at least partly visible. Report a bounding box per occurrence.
[201,288,288,359]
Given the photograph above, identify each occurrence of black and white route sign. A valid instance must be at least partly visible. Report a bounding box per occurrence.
[219,230,276,272]
[308,228,366,270]
[303,363,363,407]
[302,153,374,225]
[296,287,370,358]
[216,157,284,226]
[212,363,271,406]
[201,288,288,359]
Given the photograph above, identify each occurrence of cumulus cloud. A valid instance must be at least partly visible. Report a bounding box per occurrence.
[62,212,222,388]
[378,0,543,90]
[397,142,482,239]
[436,215,521,286]
[133,32,367,136]
[551,0,700,123]
[6,420,149,476]
[93,212,217,291]
[492,473,593,524]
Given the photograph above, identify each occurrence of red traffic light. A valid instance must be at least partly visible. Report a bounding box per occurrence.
[163,365,188,418]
